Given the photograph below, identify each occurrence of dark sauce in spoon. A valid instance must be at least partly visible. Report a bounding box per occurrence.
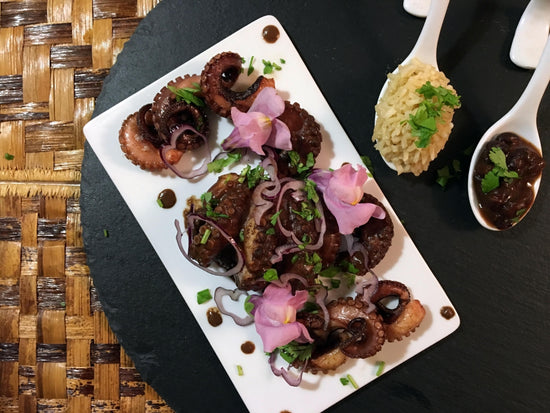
[262,25,280,43]
[473,132,544,230]
[157,189,177,209]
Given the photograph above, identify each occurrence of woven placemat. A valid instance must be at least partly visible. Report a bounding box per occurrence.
[0,1,175,411]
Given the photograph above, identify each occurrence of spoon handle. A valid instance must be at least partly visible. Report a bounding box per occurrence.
[407,0,450,68]
[511,35,550,123]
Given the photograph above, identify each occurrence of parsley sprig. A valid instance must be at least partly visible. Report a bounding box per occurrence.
[406,81,461,148]
[481,147,519,193]
[277,341,313,364]
[207,151,242,173]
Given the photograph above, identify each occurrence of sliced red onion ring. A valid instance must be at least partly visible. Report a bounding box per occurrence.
[268,351,307,387]
[354,271,379,313]
[213,287,254,326]
[270,273,309,289]
[313,286,330,330]
[160,124,210,179]
[174,216,244,277]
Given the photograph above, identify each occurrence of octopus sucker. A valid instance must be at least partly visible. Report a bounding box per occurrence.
[276,101,323,177]
[119,112,167,171]
[200,51,275,117]
[370,280,425,342]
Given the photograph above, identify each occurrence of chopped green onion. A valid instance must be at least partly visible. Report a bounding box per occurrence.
[247,56,254,76]
[103,229,109,237]
[346,374,358,389]
[375,360,386,376]
[263,268,278,281]
[200,228,211,244]
[197,289,212,304]
[237,365,244,376]
[156,198,164,208]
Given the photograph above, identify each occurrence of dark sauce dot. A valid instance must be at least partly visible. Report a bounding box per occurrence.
[157,189,176,209]
[240,341,255,354]
[262,25,280,43]
[440,306,456,320]
[207,307,223,327]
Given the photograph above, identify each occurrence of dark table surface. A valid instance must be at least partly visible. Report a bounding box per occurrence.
[80,1,550,412]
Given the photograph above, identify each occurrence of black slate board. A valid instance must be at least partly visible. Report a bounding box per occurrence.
[81,1,550,412]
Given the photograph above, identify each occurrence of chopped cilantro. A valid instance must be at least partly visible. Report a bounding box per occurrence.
[201,191,229,219]
[266,227,276,235]
[291,201,320,222]
[278,341,313,364]
[280,58,286,64]
[270,210,282,226]
[511,208,527,224]
[406,81,461,148]
[167,82,205,107]
[360,155,374,177]
[304,179,319,203]
[196,288,212,304]
[481,147,519,193]
[4,153,15,160]
[239,164,269,188]
[208,151,242,173]
[375,360,386,376]
[263,268,279,281]
[244,296,254,315]
[262,59,283,74]
[340,377,350,386]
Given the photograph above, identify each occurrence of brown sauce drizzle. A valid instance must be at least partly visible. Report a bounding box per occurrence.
[157,188,177,208]
[440,306,456,320]
[206,307,222,327]
[240,341,255,354]
[262,25,280,43]
[473,132,544,230]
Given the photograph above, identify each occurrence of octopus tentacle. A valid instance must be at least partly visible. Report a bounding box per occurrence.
[370,280,410,323]
[119,112,168,171]
[277,101,323,177]
[384,299,425,342]
[200,51,275,117]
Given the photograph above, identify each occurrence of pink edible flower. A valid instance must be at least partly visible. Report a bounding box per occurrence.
[222,87,292,155]
[310,164,386,234]
[249,283,313,353]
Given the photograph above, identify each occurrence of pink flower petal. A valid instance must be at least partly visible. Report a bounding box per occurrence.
[250,284,312,352]
[324,195,385,234]
[249,87,285,118]
[329,164,368,205]
[223,108,272,155]
[265,119,292,151]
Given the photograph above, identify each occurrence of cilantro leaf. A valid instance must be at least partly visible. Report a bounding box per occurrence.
[207,151,242,173]
[481,147,519,193]
[197,289,212,304]
[278,341,313,363]
[481,169,501,193]
[167,83,205,107]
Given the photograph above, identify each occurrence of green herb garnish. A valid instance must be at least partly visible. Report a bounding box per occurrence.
[200,228,211,244]
[346,374,359,389]
[511,208,527,224]
[208,151,242,173]
[291,201,320,222]
[236,365,244,376]
[304,179,319,203]
[197,288,212,304]
[481,147,519,193]
[340,377,350,386]
[375,360,386,376]
[239,164,269,188]
[263,268,279,281]
[406,81,460,148]
[247,56,255,75]
[244,296,254,315]
[201,191,230,219]
[360,155,374,178]
[278,341,313,363]
[262,59,283,74]
[103,229,109,237]
[270,210,282,226]
[4,153,15,160]
[167,82,204,107]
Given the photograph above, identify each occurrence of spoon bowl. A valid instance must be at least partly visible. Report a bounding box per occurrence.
[375,0,450,170]
[468,35,550,231]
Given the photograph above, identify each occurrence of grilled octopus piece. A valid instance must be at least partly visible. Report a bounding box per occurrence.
[200,51,275,117]
[188,173,251,268]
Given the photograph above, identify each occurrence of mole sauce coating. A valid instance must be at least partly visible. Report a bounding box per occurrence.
[473,132,544,230]
[240,341,255,354]
[262,25,280,43]
[206,307,223,327]
[440,306,456,320]
[157,189,176,209]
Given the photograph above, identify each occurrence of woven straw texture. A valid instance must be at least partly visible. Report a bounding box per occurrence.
[0,1,175,411]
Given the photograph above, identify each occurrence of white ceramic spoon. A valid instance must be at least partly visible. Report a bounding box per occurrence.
[403,0,431,18]
[376,0,450,170]
[510,0,550,69]
[468,35,550,231]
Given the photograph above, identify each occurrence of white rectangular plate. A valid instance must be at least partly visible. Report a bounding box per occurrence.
[84,15,460,413]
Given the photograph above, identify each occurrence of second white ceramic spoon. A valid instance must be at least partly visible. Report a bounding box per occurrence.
[468,35,550,230]
[376,0,450,170]
[510,0,550,69]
